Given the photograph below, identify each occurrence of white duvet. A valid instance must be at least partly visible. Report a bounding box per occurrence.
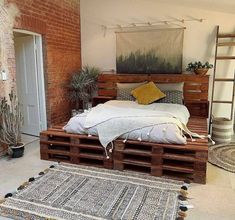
[63,100,191,151]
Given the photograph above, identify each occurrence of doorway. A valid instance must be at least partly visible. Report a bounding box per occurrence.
[13,30,47,136]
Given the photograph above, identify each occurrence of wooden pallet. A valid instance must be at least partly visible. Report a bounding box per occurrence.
[113,117,208,184]
[40,117,208,184]
[40,128,113,169]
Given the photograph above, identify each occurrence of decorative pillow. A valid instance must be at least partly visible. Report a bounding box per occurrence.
[157,90,183,104]
[116,81,147,101]
[131,81,166,105]
[156,82,184,92]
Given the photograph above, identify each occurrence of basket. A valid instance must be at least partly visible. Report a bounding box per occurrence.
[0,142,8,158]
[212,117,233,143]
[194,68,209,76]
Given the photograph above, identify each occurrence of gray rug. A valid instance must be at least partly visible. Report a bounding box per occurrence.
[209,143,235,173]
[0,163,183,220]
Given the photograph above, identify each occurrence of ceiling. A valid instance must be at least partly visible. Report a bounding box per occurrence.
[157,0,235,14]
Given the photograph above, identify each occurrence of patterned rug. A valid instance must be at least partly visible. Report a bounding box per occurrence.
[209,143,235,173]
[0,163,188,220]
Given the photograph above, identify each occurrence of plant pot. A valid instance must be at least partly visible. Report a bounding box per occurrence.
[194,68,209,76]
[9,143,25,158]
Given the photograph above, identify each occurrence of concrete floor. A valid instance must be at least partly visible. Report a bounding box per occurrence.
[0,136,235,220]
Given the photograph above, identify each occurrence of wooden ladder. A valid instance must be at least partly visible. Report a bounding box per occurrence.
[209,25,235,133]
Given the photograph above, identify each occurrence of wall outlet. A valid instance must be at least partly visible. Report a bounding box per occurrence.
[0,70,8,81]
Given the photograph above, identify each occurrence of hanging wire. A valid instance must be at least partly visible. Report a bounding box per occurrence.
[101,18,205,36]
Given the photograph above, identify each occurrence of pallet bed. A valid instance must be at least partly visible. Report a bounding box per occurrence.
[40,117,208,184]
[40,73,209,184]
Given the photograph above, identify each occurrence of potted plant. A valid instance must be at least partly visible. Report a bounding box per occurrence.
[69,65,100,114]
[186,61,213,76]
[0,91,24,158]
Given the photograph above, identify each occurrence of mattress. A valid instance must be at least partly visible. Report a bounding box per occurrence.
[64,100,190,146]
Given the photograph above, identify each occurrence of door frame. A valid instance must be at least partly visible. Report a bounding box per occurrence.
[13,29,47,132]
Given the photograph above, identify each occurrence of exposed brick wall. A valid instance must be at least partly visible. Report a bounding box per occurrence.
[6,0,81,126]
[0,2,18,98]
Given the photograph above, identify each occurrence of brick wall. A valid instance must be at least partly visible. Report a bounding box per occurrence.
[0,2,18,98]
[7,0,81,125]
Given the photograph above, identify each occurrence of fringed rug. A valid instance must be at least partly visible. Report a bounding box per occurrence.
[209,143,235,173]
[0,163,190,220]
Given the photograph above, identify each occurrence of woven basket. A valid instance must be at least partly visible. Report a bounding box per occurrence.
[212,117,233,143]
[194,68,209,76]
[0,142,8,158]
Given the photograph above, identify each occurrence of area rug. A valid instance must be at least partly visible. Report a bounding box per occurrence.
[209,143,235,173]
[0,163,188,220]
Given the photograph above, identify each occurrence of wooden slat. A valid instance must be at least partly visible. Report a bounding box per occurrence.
[184,92,208,100]
[163,164,194,173]
[184,83,208,91]
[98,89,117,97]
[122,149,152,156]
[218,42,235,46]
[214,78,234,82]
[212,100,233,104]
[163,153,196,162]
[216,56,235,60]
[123,159,151,167]
[218,34,235,38]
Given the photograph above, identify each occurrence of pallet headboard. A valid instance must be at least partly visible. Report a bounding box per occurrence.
[97,73,209,117]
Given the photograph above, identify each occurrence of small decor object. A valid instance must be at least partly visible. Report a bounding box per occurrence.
[0,91,24,158]
[186,61,213,76]
[116,28,184,74]
[69,65,100,110]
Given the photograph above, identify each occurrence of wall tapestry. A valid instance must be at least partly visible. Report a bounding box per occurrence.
[116,28,184,74]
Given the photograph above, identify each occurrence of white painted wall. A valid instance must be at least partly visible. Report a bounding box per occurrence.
[80,0,235,119]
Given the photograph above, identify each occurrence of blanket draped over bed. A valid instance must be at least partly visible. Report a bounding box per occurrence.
[64,101,206,156]
[85,104,187,148]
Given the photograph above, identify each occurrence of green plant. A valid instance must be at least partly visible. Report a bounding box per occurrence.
[0,91,23,147]
[69,65,100,109]
[186,61,213,72]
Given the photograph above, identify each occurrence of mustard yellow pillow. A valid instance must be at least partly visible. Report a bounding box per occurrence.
[131,81,166,105]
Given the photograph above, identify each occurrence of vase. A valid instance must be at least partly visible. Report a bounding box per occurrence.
[9,143,25,158]
[194,68,209,76]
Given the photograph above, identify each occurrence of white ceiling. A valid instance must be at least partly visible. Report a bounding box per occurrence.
[157,0,235,14]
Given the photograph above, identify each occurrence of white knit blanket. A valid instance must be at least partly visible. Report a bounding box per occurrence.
[84,103,188,148]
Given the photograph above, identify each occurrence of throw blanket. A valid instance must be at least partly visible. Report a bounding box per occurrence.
[84,103,190,149]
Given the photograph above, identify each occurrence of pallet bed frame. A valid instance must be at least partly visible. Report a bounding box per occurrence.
[40,73,209,184]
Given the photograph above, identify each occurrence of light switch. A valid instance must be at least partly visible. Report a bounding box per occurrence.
[1,70,8,81]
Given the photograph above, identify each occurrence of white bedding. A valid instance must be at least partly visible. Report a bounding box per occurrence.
[63,100,191,150]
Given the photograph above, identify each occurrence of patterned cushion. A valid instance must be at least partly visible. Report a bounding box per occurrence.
[157,90,183,104]
[116,82,147,101]
[156,83,184,92]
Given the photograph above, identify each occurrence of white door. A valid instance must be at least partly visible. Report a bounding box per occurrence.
[15,36,41,136]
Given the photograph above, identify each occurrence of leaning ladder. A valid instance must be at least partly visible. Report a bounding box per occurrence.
[209,25,235,133]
